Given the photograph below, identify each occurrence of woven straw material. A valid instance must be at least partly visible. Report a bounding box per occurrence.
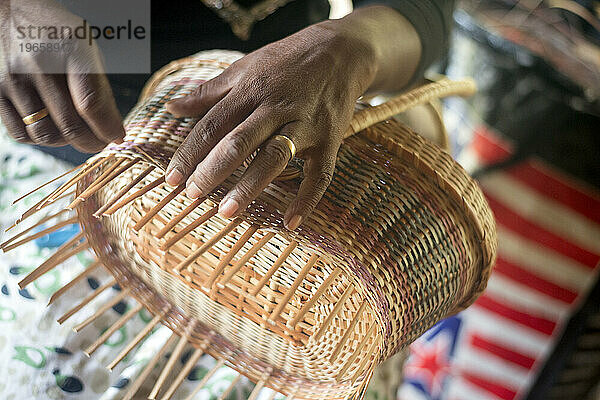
[4,50,496,400]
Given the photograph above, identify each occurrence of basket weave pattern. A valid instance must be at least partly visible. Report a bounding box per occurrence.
[5,50,496,400]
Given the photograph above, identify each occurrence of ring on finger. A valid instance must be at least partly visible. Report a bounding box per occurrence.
[270,134,296,162]
[22,108,49,125]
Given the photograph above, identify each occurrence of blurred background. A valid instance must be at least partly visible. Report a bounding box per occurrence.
[395,1,600,400]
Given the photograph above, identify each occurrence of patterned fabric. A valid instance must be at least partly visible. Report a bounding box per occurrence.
[399,125,600,400]
[0,129,264,400]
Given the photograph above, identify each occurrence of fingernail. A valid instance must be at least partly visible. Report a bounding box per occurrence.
[165,169,183,186]
[186,182,201,199]
[218,197,239,218]
[286,215,302,230]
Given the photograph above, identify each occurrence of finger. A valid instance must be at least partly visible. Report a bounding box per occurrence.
[184,106,284,199]
[166,72,233,118]
[33,74,106,153]
[284,149,337,230]
[0,96,31,144]
[7,80,65,146]
[165,90,254,187]
[66,71,125,143]
[216,126,297,219]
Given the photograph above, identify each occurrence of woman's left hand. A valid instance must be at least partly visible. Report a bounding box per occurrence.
[164,6,421,230]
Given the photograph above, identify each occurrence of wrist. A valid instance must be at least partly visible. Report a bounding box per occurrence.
[308,19,380,96]
[320,5,422,92]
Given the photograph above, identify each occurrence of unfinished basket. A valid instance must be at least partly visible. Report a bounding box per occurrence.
[2,50,497,400]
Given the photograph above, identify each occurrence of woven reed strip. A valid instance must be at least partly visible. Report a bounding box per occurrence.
[71,157,137,206]
[184,357,226,400]
[94,165,156,217]
[162,344,206,400]
[205,224,259,288]
[11,163,82,206]
[103,175,165,216]
[72,288,131,332]
[123,331,178,400]
[268,254,319,323]
[149,333,188,398]
[216,374,242,400]
[2,216,79,252]
[249,240,297,296]
[346,79,476,138]
[133,183,185,231]
[84,303,144,356]
[2,209,69,248]
[215,231,276,289]
[107,311,164,371]
[57,277,116,324]
[10,189,75,231]
[16,232,85,288]
[45,155,112,205]
[161,205,218,251]
[362,123,497,310]
[156,197,205,238]
[81,192,364,399]
[48,260,102,305]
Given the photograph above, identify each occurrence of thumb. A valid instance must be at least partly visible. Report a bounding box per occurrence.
[166,74,231,118]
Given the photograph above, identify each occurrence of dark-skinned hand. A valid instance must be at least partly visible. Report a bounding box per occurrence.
[0,0,125,153]
[165,6,421,230]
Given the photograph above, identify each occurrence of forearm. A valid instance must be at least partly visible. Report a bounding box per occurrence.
[316,5,422,92]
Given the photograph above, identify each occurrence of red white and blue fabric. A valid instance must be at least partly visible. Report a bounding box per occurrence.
[399,126,600,400]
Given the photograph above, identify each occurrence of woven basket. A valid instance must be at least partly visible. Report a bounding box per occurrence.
[3,50,497,400]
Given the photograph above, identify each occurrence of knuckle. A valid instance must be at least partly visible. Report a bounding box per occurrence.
[244,73,269,96]
[176,127,212,173]
[222,131,250,161]
[75,88,103,115]
[233,181,255,202]
[8,129,30,142]
[265,140,290,165]
[190,83,206,98]
[197,117,220,142]
[300,192,322,210]
[60,122,88,141]
[245,75,263,92]
[8,73,30,87]
[29,130,56,145]
[173,148,197,174]
[294,192,318,213]
[265,95,295,114]
[190,165,212,189]
[314,170,333,189]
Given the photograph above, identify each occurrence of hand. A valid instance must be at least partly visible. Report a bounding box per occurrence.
[165,6,421,230]
[0,0,124,152]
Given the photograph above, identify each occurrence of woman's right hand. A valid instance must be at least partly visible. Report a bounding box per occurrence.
[0,0,124,153]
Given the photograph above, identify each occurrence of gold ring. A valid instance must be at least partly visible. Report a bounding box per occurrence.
[22,108,49,125]
[270,134,296,161]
